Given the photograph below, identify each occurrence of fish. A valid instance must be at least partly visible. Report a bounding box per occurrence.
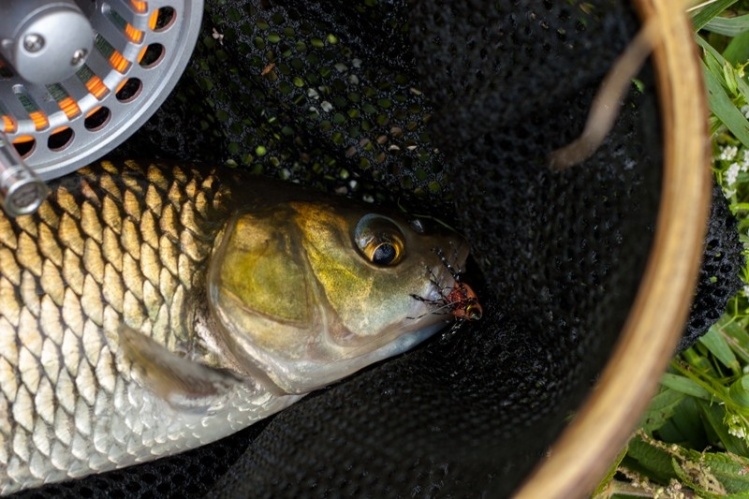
[0,160,478,495]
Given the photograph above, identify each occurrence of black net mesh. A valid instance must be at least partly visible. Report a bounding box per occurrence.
[12,0,744,497]
[679,185,744,351]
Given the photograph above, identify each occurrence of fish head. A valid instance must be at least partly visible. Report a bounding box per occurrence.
[208,194,474,394]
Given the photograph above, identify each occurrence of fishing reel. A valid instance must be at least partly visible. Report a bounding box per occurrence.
[0,0,203,215]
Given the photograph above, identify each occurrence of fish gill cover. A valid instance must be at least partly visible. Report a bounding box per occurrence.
[15,0,743,497]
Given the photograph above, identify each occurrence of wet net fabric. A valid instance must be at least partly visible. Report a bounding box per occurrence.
[13,0,743,497]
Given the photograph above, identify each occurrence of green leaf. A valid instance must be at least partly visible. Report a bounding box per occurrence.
[730,375,749,408]
[698,36,749,109]
[699,401,749,455]
[703,64,749,149]
[725,61,741,97]
[667,398,709,449]
[724,31,749,67]
[700,326,741,373]
[693,0,740,31]
[704,14,749,37]
[684,450,749,493]
[722,320,749,364]
[640,388,686,433]
[661,372,713,400]
[683,347,722,377]
[626,433,679,483]
[672,457,727,498]
[626,436,749,497]
[592,445,629,498]
[703,41,729,88]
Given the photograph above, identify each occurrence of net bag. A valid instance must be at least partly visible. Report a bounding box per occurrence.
[14,0,743,497]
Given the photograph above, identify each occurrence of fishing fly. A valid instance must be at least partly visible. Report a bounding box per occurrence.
[409,245,483,322]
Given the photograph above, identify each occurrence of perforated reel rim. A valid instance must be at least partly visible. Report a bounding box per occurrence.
[0,0,204,180]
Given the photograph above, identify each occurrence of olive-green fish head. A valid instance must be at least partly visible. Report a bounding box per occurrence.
[208,195,474,394]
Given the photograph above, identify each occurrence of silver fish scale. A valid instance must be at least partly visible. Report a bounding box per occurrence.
[0,161,297,495]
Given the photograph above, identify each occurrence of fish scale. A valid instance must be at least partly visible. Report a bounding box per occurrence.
[0,160,272,494]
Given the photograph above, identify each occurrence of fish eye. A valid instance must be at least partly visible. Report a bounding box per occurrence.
[371,242,399,265]
[354,214,405,266]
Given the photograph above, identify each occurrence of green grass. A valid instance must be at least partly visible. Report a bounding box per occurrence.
[594,2,749,497]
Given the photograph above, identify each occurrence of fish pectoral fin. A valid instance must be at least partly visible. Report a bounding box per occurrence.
[118,325,240,412]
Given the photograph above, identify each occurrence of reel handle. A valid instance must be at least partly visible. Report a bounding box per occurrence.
[0,133,47,216]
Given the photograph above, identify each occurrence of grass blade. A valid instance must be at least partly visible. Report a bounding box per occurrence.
[693,0,740,31]
[699,401,749,455]
[698,35,749,105]
[703,14,749,37]
[703,63,749,148]
[661,372,713,400]
[591,445,628,498]
[700,326,741,373]
[724,31,749,65]
[640,388,686,433]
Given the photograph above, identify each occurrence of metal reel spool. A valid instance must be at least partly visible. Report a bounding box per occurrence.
[0,0,203,215]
